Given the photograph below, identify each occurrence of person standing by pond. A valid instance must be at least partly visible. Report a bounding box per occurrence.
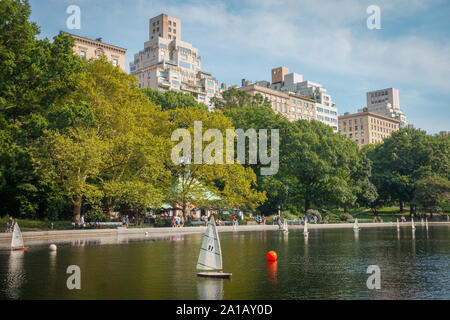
[5,216,14,232]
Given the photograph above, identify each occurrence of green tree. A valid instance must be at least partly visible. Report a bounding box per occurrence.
[0,0,83,219]
[141,87,209,111]
[212,88,271,110]
[413,175,450,216]
[367,128,449,216]
[281,120,362,213]
[165,107,266,218]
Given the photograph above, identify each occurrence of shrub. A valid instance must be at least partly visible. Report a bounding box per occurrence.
[339,213,353,221]
[306,209,322,223]
[85,207,108,222]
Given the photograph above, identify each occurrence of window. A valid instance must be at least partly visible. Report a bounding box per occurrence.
[80,51,86,59]
[112,59,118,67]
[173,22,176,27]
[179,61,191,69]
[169,21,172,26]
[172,80,179,85]
[169,35,172,39]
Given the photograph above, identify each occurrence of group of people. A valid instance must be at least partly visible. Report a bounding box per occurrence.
[172,215,184,227]
[372,216,384,223]
[4,216,15,233]
[255,216,266,224]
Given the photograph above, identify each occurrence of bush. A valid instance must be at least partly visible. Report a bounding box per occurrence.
[85,207,108,222]
[339,213,353,221]
[306,209,322,223]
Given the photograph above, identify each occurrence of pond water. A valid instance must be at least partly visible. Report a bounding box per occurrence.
[0,225,449,299]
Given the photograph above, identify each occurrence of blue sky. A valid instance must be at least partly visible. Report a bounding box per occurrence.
[29,0,450,134]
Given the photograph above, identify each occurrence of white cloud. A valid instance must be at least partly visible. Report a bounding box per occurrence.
[149,0,450,92]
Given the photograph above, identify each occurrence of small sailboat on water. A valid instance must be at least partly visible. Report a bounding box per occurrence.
[11,223,28,251]
[396,218,400,231]
[353,218,360,231]
[303,220,309,237]
[282,219,289,233]
[196,215,231,279]
[411,217,416,230]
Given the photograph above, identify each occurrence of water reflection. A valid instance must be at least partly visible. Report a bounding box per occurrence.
[4,251,25,299]
[267,261,278,284]
[197,279,224,300]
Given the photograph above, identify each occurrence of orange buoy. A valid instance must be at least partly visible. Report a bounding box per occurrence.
[267,251,277,261]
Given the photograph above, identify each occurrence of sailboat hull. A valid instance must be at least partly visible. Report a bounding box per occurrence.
[197,272,232,279]
[12,247,28,251]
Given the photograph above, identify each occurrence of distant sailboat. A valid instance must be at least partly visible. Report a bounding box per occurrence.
[421,218,424,226]
[425,218,429,230]
[411,217,416,230]
[353,218,360,231]
[11,223,28,251]
[396,218,400,231]
[196,215,231,279]
[303,220,309,237]
[283,219,289,233]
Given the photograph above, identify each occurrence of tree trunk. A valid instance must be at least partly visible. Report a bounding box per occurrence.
[73,196,82,224]
[182,201,189,220]
[344,203,348,213]
[305,199,310,213]
[409,204,415,217]
[400,201,404,212]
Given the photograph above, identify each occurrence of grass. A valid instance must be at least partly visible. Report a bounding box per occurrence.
[0,216,73,232]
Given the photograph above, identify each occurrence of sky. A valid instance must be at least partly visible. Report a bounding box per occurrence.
[28,0,450,134]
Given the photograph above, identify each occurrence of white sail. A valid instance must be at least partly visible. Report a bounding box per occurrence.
[396,218,400,229]
[197,216,222,271]
[304,220,308,234]
[353,218,359,230]
[11,223,24,249]
[411,217,416,230]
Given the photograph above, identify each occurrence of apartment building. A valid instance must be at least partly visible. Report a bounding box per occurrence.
[358,88,407,128]
[68,33,127,71]
[338,111,400,147]
[240,67,338,131]
[240,84,317,121]
[130,14,220,106]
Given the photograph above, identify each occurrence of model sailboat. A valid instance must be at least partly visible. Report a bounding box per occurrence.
[353,218,360,231]
[11,223,28,251]
[196,215,231,279]
[303,220,309,237]
[411,217,416,230]
[282,219,288,233]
